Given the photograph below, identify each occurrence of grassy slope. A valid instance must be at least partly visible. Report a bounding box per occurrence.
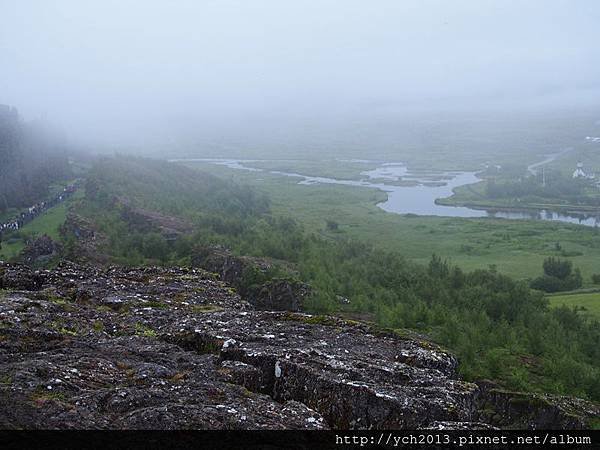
[187,161,600,284]
[548,292,600,320]
[0,190,84,260]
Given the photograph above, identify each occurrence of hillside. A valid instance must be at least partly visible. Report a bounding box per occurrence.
[1,155,599,430]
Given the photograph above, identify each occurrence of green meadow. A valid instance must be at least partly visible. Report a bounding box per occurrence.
[548,292,600,320]
[0,190,83,261]
[186,160,600,283]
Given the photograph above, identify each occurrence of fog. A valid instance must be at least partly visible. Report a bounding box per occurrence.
[1,0,599,152]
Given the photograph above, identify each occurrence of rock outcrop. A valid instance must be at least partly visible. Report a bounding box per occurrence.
[476,380,599,430]
[0,262,597,430]
[192,246,309,312]
[59,213,109,264]
[117,197,193,240]
[18,235,62,267]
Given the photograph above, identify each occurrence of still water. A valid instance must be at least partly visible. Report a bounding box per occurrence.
[172,158,600,227]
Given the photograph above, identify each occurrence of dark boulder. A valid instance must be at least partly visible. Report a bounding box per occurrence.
[251,279,310,311]
[19,234,62,267]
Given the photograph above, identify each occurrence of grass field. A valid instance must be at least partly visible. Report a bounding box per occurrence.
[0,190,83,261]
[186,160,600,283]
[238,158,379,180]
[548,292,600,320]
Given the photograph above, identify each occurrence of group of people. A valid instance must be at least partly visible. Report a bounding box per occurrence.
[0,181,79,243]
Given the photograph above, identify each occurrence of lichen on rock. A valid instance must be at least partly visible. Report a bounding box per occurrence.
[0,261,597,430]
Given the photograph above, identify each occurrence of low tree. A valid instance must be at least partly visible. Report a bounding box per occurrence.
[530,257,582,292]
[141,232,169,262]
[543,257,572,279]
[428,254,449,279]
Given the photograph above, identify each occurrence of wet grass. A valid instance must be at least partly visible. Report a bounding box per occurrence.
[134,322,157,338]
[548,292,600,320]
[0,190,84,261]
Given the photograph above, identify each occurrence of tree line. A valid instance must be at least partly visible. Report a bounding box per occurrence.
[485,170,598,205]
[0,106,72,212]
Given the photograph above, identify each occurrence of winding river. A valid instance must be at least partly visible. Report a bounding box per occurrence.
[172,158,600,227]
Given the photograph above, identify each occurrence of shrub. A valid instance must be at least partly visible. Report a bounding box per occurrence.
[141,232,169,261]
[326,220,339,231]
[543,257,572,279]
[530,267,582,293]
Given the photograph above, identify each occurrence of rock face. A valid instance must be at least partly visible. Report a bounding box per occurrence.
[475,381,600,430]
[117,198,193,241]
[18,235,62,267]
[0,262,597,430]
[249,279,310,311]
[191,246,309,312]
[59,213,109,264]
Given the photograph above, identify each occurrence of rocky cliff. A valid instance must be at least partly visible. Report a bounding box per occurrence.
[0,262,597,429]
[191,245,310,312]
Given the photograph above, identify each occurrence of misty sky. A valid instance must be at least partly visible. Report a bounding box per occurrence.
[1,0,599,147]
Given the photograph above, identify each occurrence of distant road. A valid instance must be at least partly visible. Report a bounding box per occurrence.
[527,147,573,176]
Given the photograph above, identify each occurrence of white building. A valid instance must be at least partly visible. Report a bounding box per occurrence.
[572,162,594,179]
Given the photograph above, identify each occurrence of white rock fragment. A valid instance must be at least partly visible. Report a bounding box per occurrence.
[222,338,237,349]
[274,361,282,378]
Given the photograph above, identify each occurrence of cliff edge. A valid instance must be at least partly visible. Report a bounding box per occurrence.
[0,262,597,429]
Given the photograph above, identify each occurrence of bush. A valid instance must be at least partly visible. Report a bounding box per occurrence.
[591,273,600,284]
[141,232,169,262]
[530,268,582,293]
[530,257,582,292]
[543,257,572,279]
[530,275,564,293]
[428,254,449,278]
[326,220,339,231]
